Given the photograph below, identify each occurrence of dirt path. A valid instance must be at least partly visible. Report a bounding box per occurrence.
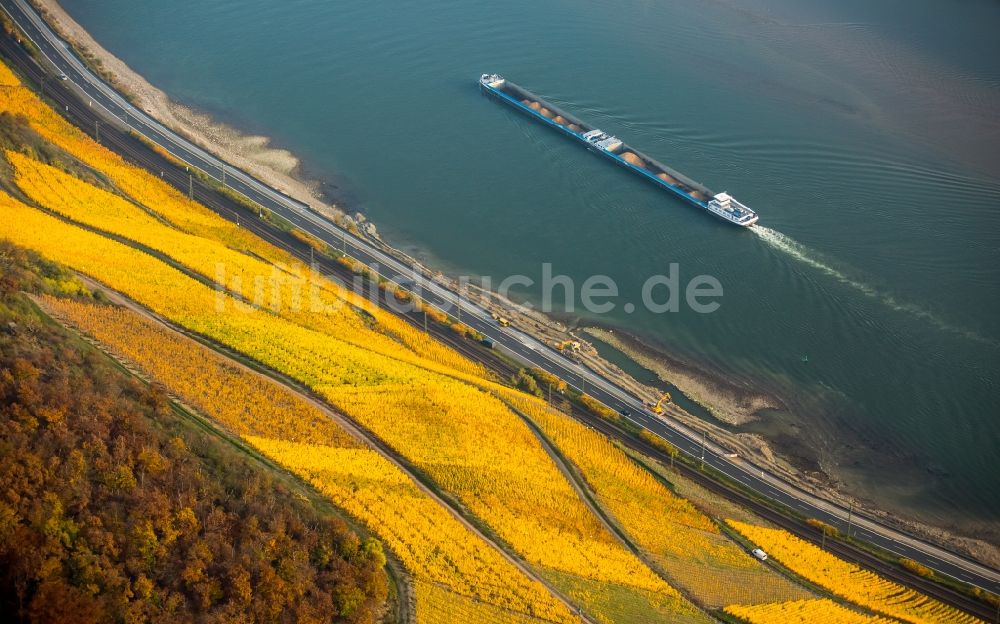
[507,401,642,555]
[506,401,713,615]
[37,279,591,624]
[37,296,416,624]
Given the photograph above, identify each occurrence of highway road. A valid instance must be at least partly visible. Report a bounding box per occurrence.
[4,0,999,602]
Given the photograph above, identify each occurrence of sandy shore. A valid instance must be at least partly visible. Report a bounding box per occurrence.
[30,0,345,224]
[582,327,780,427]
[29,0,998,569]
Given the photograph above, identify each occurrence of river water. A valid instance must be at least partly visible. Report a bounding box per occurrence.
[59,0,1000,535]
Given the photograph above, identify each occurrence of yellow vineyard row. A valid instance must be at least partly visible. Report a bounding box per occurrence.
[504,392,809,608]
[42,296,576,623]
[726,520,983,624]
[725,598,897,624]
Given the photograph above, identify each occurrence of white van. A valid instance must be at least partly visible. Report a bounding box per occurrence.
[752,548,768,561]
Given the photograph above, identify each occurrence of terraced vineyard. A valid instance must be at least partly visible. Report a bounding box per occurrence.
[42,296,577,624]
[504,392,811,608]
[724,598,896,624]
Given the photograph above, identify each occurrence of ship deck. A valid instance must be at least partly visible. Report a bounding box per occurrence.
[493,79,716,200]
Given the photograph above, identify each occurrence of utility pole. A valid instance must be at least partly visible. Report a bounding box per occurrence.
[221,163,226,187]
[188,174,193,200]
[310,245,314,267]
[700,430,707,469]
[846,502,854,538]
[423,309,428,333]
[341,229,347,253]
[94,120,100,143]
[821,526,827,551]
[548,383,552,405]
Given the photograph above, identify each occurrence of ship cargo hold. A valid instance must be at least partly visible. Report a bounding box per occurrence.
[479,73,758,227]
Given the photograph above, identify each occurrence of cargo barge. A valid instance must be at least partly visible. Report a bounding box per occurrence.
[479,74,758,227]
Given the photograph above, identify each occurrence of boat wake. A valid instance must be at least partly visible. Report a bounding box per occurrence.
[752,226,997,348]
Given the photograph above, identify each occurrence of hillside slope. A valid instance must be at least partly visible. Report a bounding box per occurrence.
[0,242,389,623]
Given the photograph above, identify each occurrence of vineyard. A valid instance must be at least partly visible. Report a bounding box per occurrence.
[4,150,482,378]
[44,294,699,623]
[42,297,361,448]
[504,392,810,608]
[0,65,287,263]
[726,521,984,624]
[42,296,577,624]
[725,598,897,624]
[254,438,579,624]
[316,380,706,623]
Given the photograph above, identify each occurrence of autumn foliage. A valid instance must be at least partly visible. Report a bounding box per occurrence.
[726,520,984,624]
[42,296,578,624]
[503,392,809,608]
[725,598,897,624]
[0,243,387,623]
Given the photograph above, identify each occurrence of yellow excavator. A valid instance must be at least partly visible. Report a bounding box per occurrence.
[555,340,581,352]
[646,392,672,414]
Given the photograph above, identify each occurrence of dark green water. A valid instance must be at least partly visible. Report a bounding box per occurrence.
[60,0,1000,534]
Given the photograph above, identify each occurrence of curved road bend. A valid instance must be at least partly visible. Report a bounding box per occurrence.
[4,0,999,598]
